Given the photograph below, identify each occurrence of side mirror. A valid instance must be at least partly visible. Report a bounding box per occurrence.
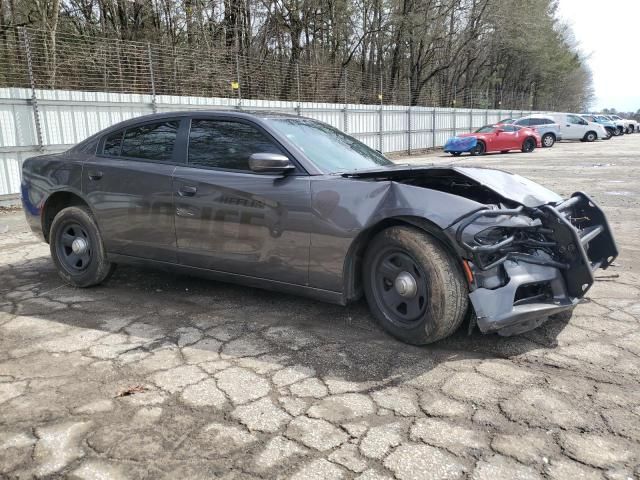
[249,153,295,174]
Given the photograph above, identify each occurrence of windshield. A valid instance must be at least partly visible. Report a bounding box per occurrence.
[265,118,392,172]
[475,125,496,133]
[611,115,621,120]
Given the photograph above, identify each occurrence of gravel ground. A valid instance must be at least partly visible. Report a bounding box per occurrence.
[1,135,639,479]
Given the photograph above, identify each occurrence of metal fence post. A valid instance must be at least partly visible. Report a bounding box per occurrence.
[296,63,301,116]
[407,106,412,155]
[343,69,348,133]
[147,42,157,114]
[432,108,436,148]
[235,50,242,109]
[485,108,488,126]
[20,27,44,152]
[469,106,473,133]
[452,107,457,137]
[378,75,383,152]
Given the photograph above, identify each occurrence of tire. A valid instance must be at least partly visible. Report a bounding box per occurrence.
[617,126,624,136]
[470,141,485,156]
[521,137,536,153]
[452,152,462,157]
[603,130,612,140]
[362,226,468,345]
[583,131,597,142]
[626,126,633,134]
[49,206,115,287]
[541,133,555,148]
[605,127,614,139]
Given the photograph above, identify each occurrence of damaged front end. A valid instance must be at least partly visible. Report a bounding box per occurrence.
[446,192,618,335]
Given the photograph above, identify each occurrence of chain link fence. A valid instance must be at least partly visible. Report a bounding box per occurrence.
[1,26,534,109]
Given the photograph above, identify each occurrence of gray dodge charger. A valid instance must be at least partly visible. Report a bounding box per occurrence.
[20,111,618,344]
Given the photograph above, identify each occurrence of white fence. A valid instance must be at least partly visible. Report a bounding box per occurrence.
[0,87,537,196]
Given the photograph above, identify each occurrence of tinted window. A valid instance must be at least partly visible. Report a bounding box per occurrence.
[263,118,392,172]
[502,125,517,132]
[103,130,123,156]
[515,119,530,126]
[567,115,585,125]
[475,125,496,133]
[188,119,283,171]
[120,121,179,161]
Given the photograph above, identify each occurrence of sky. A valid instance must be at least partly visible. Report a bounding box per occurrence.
[557,0,640,113]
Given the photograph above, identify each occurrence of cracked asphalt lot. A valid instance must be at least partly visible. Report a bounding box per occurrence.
[2,135,640,479]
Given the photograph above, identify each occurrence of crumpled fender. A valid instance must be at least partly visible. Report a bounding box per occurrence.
[308,178,485,292]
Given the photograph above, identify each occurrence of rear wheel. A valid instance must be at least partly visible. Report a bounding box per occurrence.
[49,206,115,287]
[521,137,536,153]
[470,141,485,156]
[541,133,555,148]
[626,126,633,134]
[363,226,468,345]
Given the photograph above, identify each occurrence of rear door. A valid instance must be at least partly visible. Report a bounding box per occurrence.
[83,118,185,262]
[172,116,311,285]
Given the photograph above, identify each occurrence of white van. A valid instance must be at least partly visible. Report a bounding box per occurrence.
[548,113,607,142]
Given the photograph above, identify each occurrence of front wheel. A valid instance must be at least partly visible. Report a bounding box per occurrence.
[363,226,468,345]
[49,206,115,287]
[541,133,555,148]
[470,141,485,156]
[521,137,536,153]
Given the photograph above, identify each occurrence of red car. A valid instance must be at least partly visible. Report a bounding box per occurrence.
[446,124,542,156]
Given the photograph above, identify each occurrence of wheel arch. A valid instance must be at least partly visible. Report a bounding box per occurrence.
[342,215,461,303]
[41,190,93,243]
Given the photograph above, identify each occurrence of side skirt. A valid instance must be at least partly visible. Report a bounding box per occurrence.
[107,253,347,306]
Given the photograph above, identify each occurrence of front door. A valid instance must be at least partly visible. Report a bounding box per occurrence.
[83,119,183,262]
[173,117,311,286]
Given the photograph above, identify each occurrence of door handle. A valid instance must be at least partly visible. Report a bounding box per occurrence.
[87,170,103,180]
[178,185,197,197]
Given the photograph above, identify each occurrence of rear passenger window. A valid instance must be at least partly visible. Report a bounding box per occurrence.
[102,131,123,156]
[120,121,179,161]
[516,119,530,126]
[188,119,283,171]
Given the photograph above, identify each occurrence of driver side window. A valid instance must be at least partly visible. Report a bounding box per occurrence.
[568,115,584,125]
[187,119,284,171]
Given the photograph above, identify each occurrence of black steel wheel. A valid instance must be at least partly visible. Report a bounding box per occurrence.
[56,222,92,272]
[363,226,468,345]
[541,133,555,148]
[470,141,485,156]
[50,206,115,287]
[521,137,536,153]
[371,249,428,328]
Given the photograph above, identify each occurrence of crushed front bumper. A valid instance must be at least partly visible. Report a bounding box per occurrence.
[449,192,618,335]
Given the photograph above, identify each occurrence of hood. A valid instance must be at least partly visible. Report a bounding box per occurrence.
[341,165,562,208]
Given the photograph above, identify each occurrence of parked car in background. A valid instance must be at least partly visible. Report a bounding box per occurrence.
[548,113,607,142]
[608,114,638,134]
[444,124,541,156]
[602,115,628,135]
[19,111,618,344]
[509,116,562,147]
[580,114,613,139]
